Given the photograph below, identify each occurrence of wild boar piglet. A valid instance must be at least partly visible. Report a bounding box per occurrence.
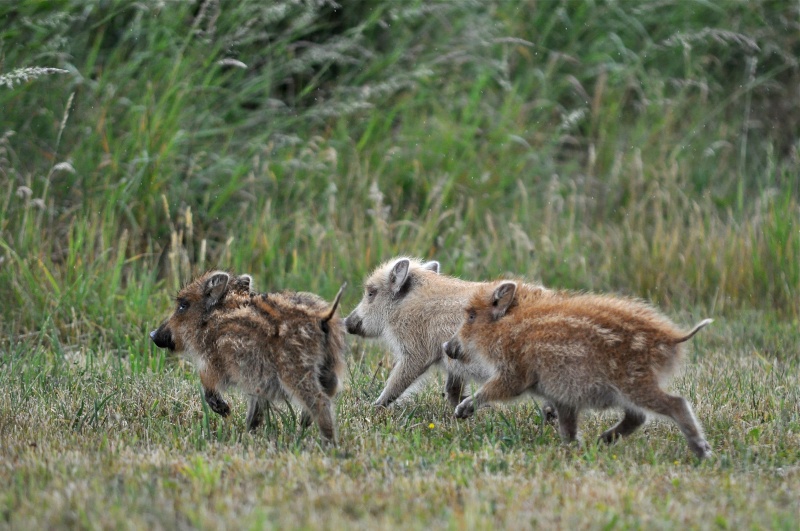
[150,271,346,444]
[346,256,527,409]
[444,281,713,459]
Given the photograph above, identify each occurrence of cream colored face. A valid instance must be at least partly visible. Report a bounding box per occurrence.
[344,257,435,339]
[344,276,391,338]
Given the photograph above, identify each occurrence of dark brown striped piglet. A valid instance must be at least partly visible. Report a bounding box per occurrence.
[150,271,346,444]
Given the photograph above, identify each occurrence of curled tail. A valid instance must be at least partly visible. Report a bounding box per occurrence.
[319,282,347,396]
[320,282,347,333]
[675,318,713,343]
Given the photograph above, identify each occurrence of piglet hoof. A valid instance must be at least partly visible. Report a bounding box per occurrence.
[207,396,231,418]
[542,402,558,423]
[454,398,475,419]
[598,431,618,445]
[691,439,713,460]
[373,397,394,409]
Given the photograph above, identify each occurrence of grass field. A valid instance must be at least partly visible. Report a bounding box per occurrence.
[1,0,799,528]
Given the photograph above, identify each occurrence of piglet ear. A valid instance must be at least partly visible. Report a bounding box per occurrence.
[422,260,440,274]
[204,272,231,309]
[389,258,411,296]
[235,274,253,292]
[491,281,517,320]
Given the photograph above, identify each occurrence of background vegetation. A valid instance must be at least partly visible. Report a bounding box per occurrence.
[1,0,798,528]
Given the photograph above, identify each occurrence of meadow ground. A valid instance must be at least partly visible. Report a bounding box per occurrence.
[2,312,799,528]
[1,1,799,529]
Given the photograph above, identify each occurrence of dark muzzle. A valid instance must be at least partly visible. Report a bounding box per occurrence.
[344,314,365,336]
[443,340,462,360]
[150,326,176,351]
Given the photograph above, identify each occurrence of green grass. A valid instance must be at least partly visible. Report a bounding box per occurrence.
[1,0,799,528]
[2,317,799,528]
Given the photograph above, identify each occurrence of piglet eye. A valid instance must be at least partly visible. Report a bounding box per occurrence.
[467,310,476,323]
[177,299,190,312]
[367,287,377,299]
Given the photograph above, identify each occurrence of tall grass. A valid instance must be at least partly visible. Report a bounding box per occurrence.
[0,1,797,359]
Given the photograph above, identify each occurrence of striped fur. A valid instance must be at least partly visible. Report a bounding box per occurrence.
[150,271,346,444]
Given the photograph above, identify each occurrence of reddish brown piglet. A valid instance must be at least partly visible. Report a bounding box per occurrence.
[444,281,713,459]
